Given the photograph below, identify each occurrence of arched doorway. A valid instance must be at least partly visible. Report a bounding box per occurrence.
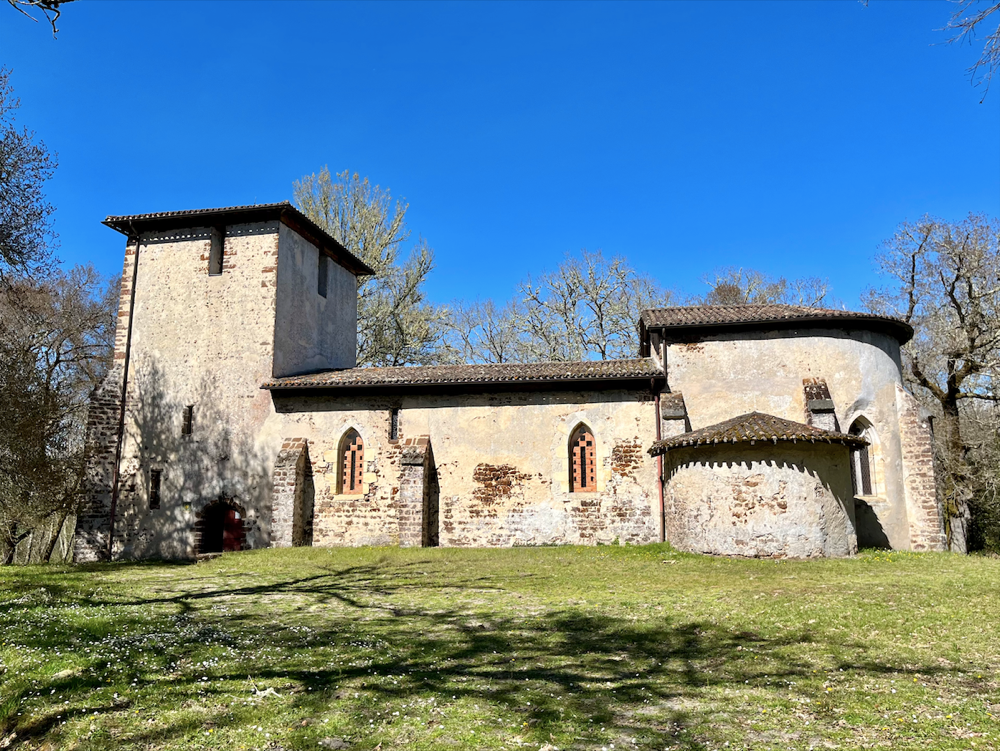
[197,500,245,554]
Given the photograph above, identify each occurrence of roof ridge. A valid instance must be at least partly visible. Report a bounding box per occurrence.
[264,357,664,391]
[649,410,866,455]
[104,201,294,222]
[639,304,913,344]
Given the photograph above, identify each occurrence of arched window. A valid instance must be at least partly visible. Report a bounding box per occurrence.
[849,418,874,496]
[340,429,365,495]
[569,424,597,493]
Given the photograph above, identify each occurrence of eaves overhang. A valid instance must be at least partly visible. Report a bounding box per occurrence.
[102,201,375,276]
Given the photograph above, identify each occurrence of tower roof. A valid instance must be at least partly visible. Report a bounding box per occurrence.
[102,201,375,276]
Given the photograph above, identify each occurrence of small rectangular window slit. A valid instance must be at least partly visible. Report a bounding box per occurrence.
[209,227,224,276]
[318,252,328,297]
[390,407,399,440]
[182,405,194,436]
[149,469,162,510]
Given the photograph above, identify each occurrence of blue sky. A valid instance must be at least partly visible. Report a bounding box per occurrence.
[1,0,997,308]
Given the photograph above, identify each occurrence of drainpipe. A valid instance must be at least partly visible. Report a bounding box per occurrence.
[652,377,665,544]
[106,229,141,561]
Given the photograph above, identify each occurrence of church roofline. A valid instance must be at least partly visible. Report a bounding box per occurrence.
[102,202,375,276]
[638,304,913,349]
[263,357,665,394]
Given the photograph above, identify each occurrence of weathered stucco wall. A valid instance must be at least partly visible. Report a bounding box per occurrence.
[78,222,283,560]
[665,329,927,550]
[265,389,661,548]
[663,443,858,558]
[272,224,357,377]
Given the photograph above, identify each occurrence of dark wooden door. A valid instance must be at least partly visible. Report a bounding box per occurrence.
[222,509,242,552]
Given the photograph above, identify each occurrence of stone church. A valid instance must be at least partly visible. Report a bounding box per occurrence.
[73,203,947,563]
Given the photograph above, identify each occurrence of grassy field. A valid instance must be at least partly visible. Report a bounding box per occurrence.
[0,545,998,751]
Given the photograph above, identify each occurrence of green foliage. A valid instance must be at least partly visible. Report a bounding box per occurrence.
[1,546,997,750]
[0,66,56,279]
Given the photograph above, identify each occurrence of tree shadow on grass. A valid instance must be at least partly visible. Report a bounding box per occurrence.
[0,555,983,750]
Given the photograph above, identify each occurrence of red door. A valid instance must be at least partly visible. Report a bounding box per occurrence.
[222,509,243,552]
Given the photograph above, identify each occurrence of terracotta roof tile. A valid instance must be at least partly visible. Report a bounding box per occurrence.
[104,202,293,224]
[649,411,866,455]
[639,305,912,343]
[264,358,664,391]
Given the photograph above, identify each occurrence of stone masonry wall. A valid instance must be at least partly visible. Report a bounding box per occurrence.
[895,385,947,551]
[73,237,140,562]
[76,219,346,560]
[666,328,925,550]
[664,442,858,558]
[265,389,660,548]
[270,438,308,548]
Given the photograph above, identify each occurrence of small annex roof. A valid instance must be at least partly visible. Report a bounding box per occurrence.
[648,411,867,456]
[639,304,913,345]
[102,201,375,276]
[264,357,664,393]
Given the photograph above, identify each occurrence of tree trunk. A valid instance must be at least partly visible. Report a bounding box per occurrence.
[939,398,970,553]
[1,523,35,565]
[42,510,71,563]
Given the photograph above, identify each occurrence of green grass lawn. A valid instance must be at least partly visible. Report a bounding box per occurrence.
[0,545,998,751]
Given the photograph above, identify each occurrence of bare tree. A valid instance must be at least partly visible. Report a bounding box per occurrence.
[696,266,832,307]
[447,299,525,364]
[448,249,672,364]
[294,168,447,367]
[0,266,118,563]
[944,1,1000,100]
[0,67,57,281]
[865,212,1000,552]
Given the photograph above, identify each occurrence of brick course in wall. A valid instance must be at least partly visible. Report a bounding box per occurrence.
[895,385,947,551]
[74,238,139,562]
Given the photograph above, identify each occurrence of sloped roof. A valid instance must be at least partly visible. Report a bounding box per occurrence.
[264,357,664,392]
[639,305,912,344]
[102,202,374,276]
[648,411,866,455]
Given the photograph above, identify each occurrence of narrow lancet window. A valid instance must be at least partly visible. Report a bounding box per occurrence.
[340,429,364,494]
[182,405,194,436]
[390,408,400,440]
[209,227,224,275]
[849,419,874,496]
[570,425,597,493]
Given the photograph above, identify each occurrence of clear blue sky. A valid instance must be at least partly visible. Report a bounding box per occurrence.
[1,0,997,308]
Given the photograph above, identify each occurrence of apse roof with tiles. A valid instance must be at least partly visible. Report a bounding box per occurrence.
[264,357,665,392]
[639,305,913,344]
[103,202,375,276]
[648,411,867,455]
